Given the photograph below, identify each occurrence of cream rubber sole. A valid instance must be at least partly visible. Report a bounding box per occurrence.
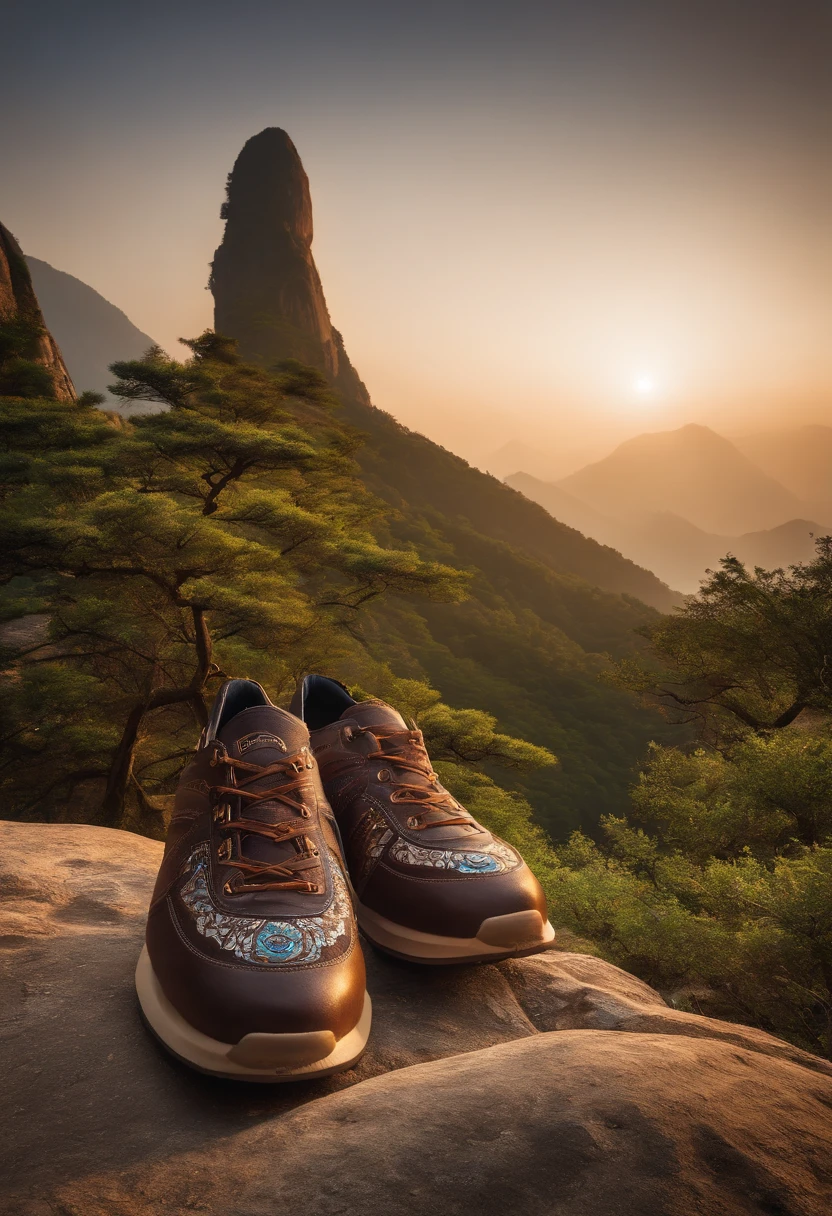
[357,902,556,964]
[135,946,372,1081]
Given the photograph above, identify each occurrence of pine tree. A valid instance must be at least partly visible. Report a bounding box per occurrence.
[0,335,465,830]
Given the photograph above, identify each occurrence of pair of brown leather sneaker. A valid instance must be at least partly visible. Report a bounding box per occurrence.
[136,676,555,1081]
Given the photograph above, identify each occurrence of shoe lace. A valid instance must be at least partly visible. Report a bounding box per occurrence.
[209,744,321,896]
[350,725,471,832]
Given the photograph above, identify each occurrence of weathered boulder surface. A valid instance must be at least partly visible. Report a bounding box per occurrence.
[0,221,75,400]
[2,822,831,1214]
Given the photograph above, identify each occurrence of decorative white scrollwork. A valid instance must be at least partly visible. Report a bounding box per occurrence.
[179,843,351,964]
[388,838,519,873]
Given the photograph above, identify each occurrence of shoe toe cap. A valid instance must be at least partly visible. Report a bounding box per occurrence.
[364,852,548,939]
[145,898,366,1044]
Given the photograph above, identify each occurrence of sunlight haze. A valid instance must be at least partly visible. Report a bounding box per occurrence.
[1,0,829,470]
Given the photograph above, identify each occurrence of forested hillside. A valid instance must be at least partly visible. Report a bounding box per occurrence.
[548,545,832,1058]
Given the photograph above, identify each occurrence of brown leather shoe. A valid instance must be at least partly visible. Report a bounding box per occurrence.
[135,679,370,1080]
[290,675,556,964]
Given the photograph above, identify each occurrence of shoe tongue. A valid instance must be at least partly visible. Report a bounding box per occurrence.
[218,705,308,762]
[343,699,408,732]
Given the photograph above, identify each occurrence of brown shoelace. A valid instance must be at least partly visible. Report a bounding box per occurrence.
[351,726,471,831]
[210,746,321,895]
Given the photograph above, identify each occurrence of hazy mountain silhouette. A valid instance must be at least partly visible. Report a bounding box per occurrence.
[736,426,832,523]
[504,473,614,540]
[483,439,602,483]
[737,518,829,569]
[509,470,828,592]
[26,257,156,404]
[484,441,557,481]
[622,514,828,592]
[558,423,806,535]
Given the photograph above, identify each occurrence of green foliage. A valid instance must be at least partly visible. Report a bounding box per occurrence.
[350,516,669,840]
[547,726,832,1056]
[76,390,107,408]
[0,313,44,364]
[356,670,556,772]
[546,547,832,1058]
[615,544,832,742]
[0,315,55,399]
[0,335,467,832]
[0,358,55,399]
[631,734,832,859]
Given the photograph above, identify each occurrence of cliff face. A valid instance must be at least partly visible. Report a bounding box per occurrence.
[211,128,369,404]
[0,222,75,400]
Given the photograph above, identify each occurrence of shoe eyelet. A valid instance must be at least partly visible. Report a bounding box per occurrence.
[377,768,391,782]
[223,881,235,896]
[300,806,312,818]
[407,816,421,830]
[311,847,320,857]
[217,839,232,861]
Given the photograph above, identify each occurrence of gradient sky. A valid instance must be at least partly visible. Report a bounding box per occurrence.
[2,0,830,468]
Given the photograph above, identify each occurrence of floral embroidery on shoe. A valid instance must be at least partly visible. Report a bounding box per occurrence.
[179,842,351,964]
[388,838,519,873]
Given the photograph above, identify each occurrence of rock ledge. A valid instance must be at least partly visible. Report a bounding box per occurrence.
[2,822,830,1215]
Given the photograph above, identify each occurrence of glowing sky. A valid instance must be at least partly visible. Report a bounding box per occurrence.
[2,0,830,466]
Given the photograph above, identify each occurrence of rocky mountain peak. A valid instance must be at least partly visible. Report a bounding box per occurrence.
[210,128,367,402]
[221,127,314,244]
[0,221,75,401]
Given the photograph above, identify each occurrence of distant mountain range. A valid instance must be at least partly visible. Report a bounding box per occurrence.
[735,425,832,524]
[26,257,156,404]
[483,439,604,484]
[507,423,831,592]
[557,423,805,536]
[24,232,830,605]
